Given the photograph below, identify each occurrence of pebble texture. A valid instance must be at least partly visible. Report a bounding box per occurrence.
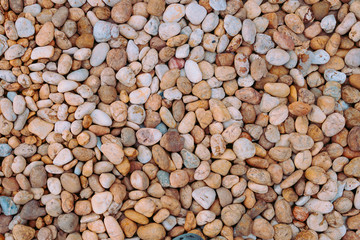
[0,0,358,240]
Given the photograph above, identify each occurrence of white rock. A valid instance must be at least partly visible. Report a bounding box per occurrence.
[47,177,62,195]
[209,0,226,10]
[305,199,334,214]
[128,105,145,124]
[91,192,113,214]
[137,145,152,163]
[42,71,65,85]
[266,49,290,66]
[126,40,139,62]
[184,60,202,83]
[93,21,112,42]
[159,22,181,40]
[116,67,136,87]
[74,48,92,60]
[67,69,89,82]
[312,50,330,65]
[53,148,73,166]
[224,15,242,37]
[129,87,151,104]
[31,46,55,60]
[90,109,112,126]
[202,13,219,33]
[192,187,216,209]
[163,4,186,22]
[233,138,256,160]
[345,48,360,68]
[242,19,256,44]
[90,43,110,67]
[176,44,190,58]
[163,87,182,100]
[15,18,35,37]
[324,69,346,84]
[13,95,26,115]
[58,80,78,92]
[144,16,160,36]
[4,44,25,60]
[68,0,86,7]
[321,15,336,33]
[162,216,177,231]
[186,2,207,25]
[0,35,8,57]
[23,4,42,17]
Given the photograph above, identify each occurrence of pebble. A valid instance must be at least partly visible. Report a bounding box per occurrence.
[0,0,357,239]
[13,225,35,240]
[185,60,202,83]
[266,49,290,66]
[91,192,113,214]
[0,196,18,215]
[324,69,346,84]
[15,18,35,38]
[90,109,112,127]
[345,48,360,68]
[192,187,216,209]
[90,43,110,67]
[136,128,162,146]
[233,138,256,160]
[101,143,124,165]
[163,4,185,22]
[181,149,200,168]
[186,2,207,25]
[224,15,242,36]
[0,144,12,157]
[58,213,79,233]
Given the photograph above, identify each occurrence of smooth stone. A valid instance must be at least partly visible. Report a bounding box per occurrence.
[136,128,162,146]
[209,0,226,10]
[312,50,330,65]
[0,70,16,82]
[192,187,216,209]
[0,196,18,215]
[324,69,346,84]
[57,213,79,233]
[185,2,207,25]
[0,144,12,157]
[100,143,124,165]
[224,15,242,36]
[93,21,112,42]
[91,192,113,214]
[181,149,200,168]
[185,60,202,83]
[90,109,112,127]
[15,17,35,37]
[157,170,170,187]
[266,49,290,66]
[53,148,73,166]
[345,48,360,68]
[90,43,110,67]
[233,138,256,160]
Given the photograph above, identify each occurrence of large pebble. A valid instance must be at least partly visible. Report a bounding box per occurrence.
[266,49,290,66]
[192,187,216,209]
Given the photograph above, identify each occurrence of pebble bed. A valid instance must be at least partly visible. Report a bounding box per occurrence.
[0,0,360,239]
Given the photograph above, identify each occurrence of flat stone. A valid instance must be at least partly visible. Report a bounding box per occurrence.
[192,187,216,209]
[136,128,162,146]
[20,200,46,220]
[101,143,124,165]
[28,118,54,140]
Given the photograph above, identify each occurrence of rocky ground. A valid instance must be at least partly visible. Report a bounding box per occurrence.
[0,0,360,239]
